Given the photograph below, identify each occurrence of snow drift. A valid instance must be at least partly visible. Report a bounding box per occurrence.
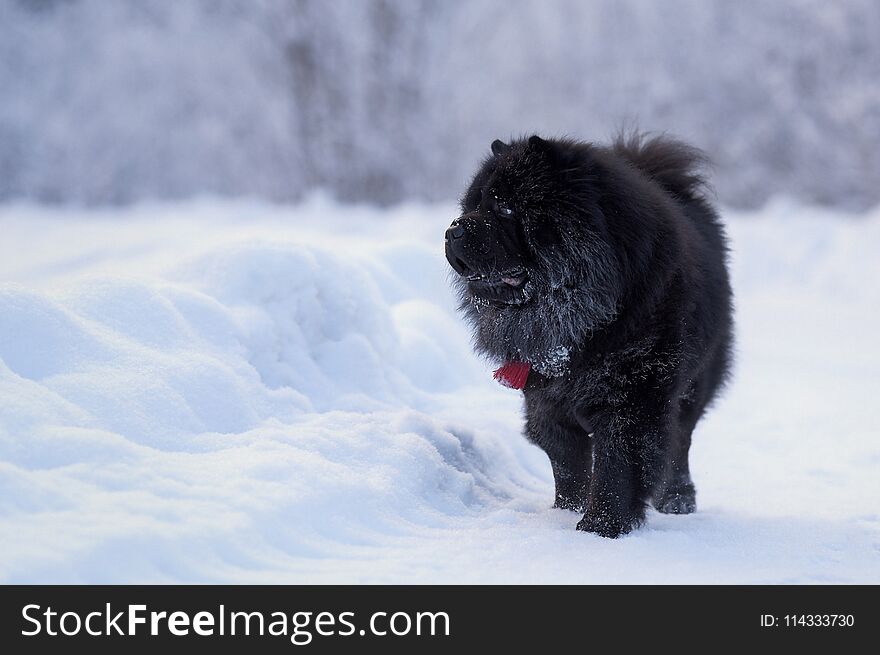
[0,198,878,583]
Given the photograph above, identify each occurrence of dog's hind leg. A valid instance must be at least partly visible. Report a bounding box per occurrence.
[653,396,700,514]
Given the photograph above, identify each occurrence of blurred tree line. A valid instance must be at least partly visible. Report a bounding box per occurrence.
[1,0,878,209]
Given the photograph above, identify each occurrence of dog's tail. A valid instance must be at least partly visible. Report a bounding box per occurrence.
[611,131,711,201]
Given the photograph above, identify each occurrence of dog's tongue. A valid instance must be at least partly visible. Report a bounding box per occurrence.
[493,361,531,390]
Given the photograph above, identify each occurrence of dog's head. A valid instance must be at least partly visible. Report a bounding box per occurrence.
[445,136,623,364]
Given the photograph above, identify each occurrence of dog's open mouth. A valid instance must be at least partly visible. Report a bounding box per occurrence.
[466,270,526,287]
[466,268,531,305]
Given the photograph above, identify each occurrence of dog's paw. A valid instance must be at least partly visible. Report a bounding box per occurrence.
[654,484,696,514]
[576,508,642,538]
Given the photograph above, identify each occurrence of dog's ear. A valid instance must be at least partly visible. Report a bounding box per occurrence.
[491,139,510,157]
[528,135,549,152]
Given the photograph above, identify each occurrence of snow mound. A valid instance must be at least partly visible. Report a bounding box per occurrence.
[0,198,878,583]
[0,224,547,582]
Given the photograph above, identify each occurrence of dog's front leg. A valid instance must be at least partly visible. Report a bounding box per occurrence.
[525,408,592,512]
[576,437,644,538]
[575,406,664,538]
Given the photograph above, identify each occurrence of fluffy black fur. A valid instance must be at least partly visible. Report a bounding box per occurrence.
[445,133,733,538]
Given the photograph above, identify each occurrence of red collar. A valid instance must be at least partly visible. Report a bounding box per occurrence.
[493,361,531,390]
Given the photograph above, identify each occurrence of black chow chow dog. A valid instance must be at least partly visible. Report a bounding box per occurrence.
[445,134,733,538]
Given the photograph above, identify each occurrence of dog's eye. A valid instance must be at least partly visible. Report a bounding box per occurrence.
[495,199,514,217]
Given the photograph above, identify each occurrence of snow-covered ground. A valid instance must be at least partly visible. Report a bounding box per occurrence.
[0,197,878,584]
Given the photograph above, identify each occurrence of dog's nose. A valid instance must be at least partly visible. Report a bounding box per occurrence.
[445,220,471,275]
[445,223,464,241]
